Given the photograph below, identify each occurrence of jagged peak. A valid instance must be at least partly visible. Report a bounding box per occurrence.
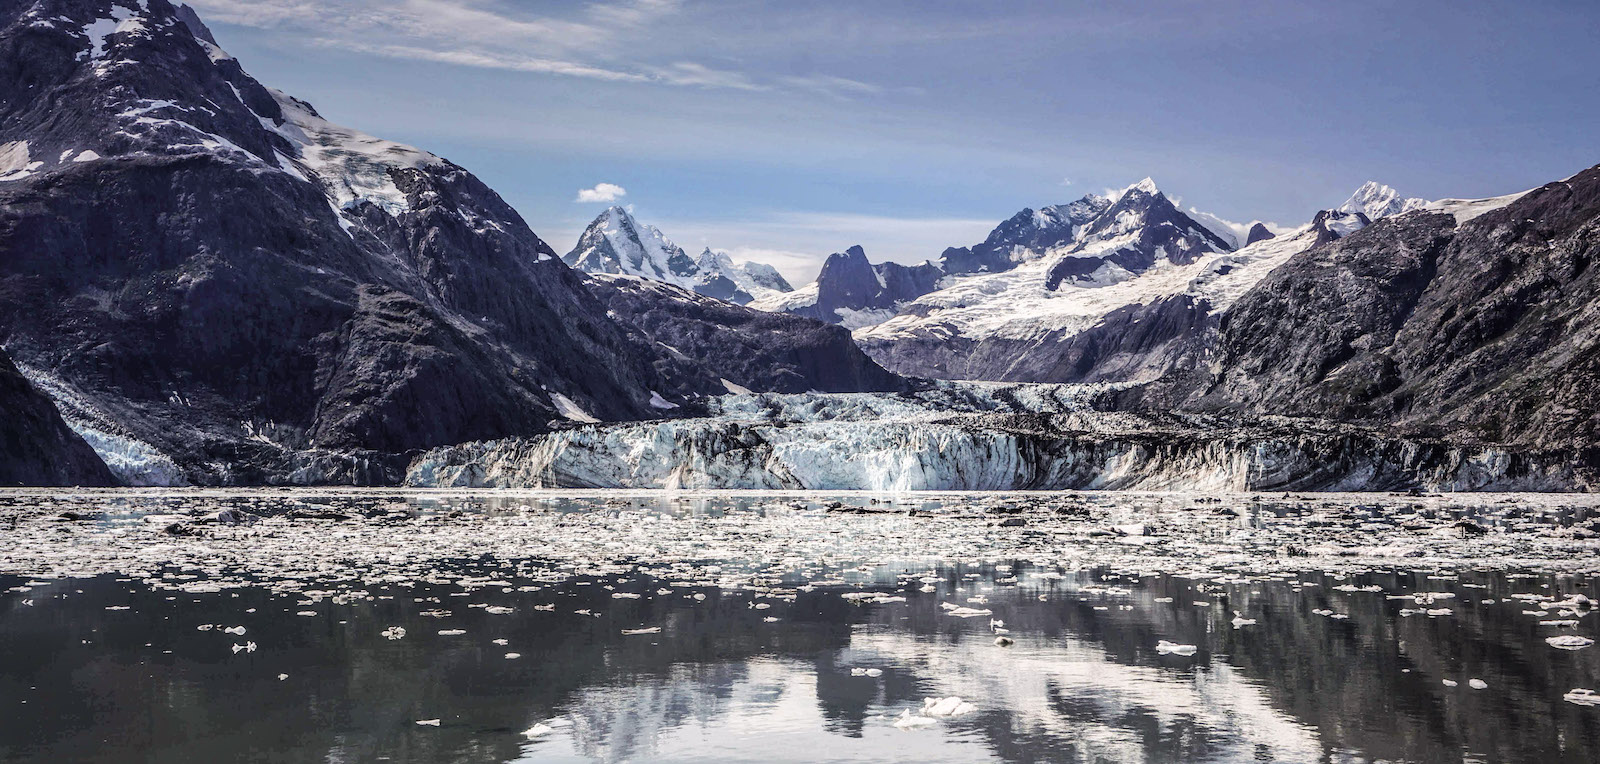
[1105,177,1161,203]
[1338,181,1427,220]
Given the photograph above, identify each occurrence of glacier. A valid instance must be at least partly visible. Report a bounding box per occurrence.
[405,384,1582,492]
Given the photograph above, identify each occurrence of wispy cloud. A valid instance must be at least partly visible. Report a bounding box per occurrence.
[777,74,883,98]
[334,42,650,83]
[576,183,628,203]
[188,0,885,96]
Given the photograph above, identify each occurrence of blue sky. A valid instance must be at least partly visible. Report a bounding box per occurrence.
[190,0,1600,282]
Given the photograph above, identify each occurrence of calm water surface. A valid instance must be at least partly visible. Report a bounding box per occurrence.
[1,492,1598,763]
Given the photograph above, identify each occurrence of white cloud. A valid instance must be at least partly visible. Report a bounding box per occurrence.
[575,183,628,203]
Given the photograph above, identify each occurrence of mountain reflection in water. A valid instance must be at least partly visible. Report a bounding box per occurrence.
[0,495,1597,763]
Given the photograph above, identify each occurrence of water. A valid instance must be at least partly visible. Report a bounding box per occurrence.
[1,490,1599,763]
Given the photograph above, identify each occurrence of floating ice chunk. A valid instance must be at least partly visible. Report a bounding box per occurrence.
[224,626,246,635]
[295,611,316,617]
[922,697,975,717]
[1547,636,1595,650]
[492,638,509,646]
[504,652,521,659]
[437,629,466,636]
[1566,688,1600,707]
[1231,611,1257,628]
[892,710,936,730]
[622,627,661,635]
[944,606,992,618]
[1469,678,1488,690]
[1157,640,1198,656]
[484,606,514,614]
[230,641,257,654]
[277,674,288,681]
[416,719,440,726]
[611,592,641,599]
[382,626,406,640]
[1442,679,1458,687]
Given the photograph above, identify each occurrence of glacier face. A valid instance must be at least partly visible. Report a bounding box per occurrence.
[405,384,1583,492]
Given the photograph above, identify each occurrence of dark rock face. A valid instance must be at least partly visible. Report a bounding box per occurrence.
[585,275,909,395]
[1189,164,1600,453]
[0,0,718,484]
[1308,208,1371,245]
[0,349,114,486]
[1245,223,1275,245]
[786,246,943,324]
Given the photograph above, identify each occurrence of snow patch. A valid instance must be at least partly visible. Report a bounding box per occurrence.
[267,90,443,216]
[0,141,42,181]
[550,393,600,423]
[647,391,679,410]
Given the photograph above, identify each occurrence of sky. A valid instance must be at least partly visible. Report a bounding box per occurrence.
[188,0,1600,283]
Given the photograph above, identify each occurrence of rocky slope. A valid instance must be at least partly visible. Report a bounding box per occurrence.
[0,349,114,486]
[0,0,736,484]
[751,245,943,329]
[565,206,791,305]
[583,274,908,395]
[1186,165,1600,454]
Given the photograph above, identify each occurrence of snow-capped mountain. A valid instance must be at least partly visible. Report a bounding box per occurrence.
[0,0,833,484]
[935,193,1114,275]
[1187,169,1598,454]
[565,206,791,305]
[758,179,1239,330]
[854,183,1386,382]
[1338,181,1428,220]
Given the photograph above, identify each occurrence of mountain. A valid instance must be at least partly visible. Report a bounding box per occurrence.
[564,206,791,305]
[758,179,1238,331]
[750,246,943,329]
[583,274,908,395]
[1338,181,1428,220]
[0,349,115,486]
[0,0,737,484]
[1181,169,1595,452]
[854,179,1250,379]
[935,193,1113,275]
